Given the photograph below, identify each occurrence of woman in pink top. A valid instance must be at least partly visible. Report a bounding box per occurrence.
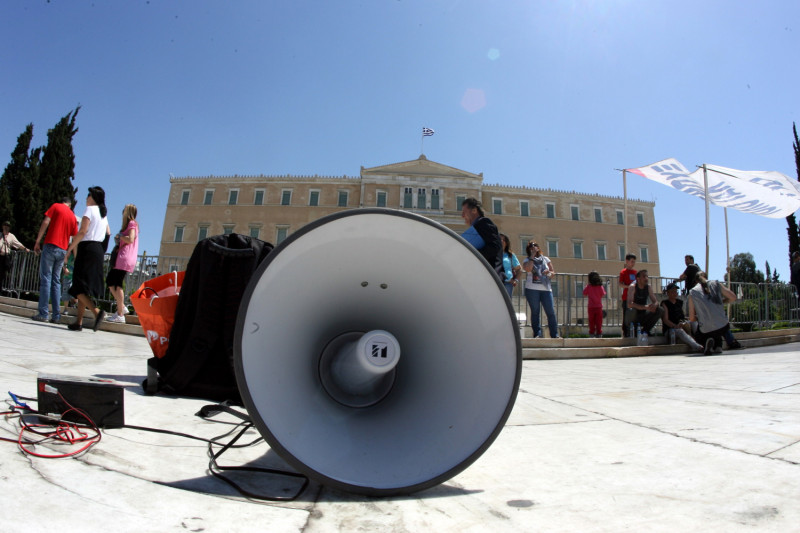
[583,271,607,338]
[105,204,139,323]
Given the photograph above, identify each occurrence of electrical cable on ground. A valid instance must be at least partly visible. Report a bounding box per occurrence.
[3,392,309,501]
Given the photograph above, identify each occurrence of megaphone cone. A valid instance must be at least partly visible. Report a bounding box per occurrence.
[234,209,521,495]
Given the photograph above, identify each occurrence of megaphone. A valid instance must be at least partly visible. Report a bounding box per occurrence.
[234,209,521,495]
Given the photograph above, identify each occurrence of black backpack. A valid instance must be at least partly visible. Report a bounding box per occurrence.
[144,233,273,402]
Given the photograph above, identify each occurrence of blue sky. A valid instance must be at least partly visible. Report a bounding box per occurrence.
[2,1,798,281]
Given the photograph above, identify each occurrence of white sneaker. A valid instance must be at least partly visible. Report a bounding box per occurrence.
[121,306,130,315]
[106,313,126,323]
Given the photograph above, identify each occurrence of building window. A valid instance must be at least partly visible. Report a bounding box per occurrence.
[456,195,466,210]
[377,191,387,207]
[636,212,645,227]
[281,190,292,206]
[431,189,440,210]
[276,227,288,243]
[174,225,185,243]
[597,243,607,261]
[180,189,190,205]
[228,189,239,205]
[616,209,624,225]
[519,236,532,255]
[618,244,626,260]
[520,201,529,217]
[640,247,649,263]
[249,226,260,239]
[571,205,579,221]
[493,198,502,215]
[338,191,348,207]
[546,202,556,219]
[309,190,320,207]
[573,241,583,259]
[547,240,558,258]
[404,187,413,208]
[203,189,214,205]
[222,225,235,235]
[594,207,603,223]
[254,189,265,206]
[417,188,426,209]
[198,225,209,242]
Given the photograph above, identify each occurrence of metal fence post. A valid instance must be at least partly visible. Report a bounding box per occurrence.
[565,274,571,337]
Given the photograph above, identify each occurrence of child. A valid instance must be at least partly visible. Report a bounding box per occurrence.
[619,254,637,337]
[59,255,77,315]
[583,271,606,338]
[106,204,139,323]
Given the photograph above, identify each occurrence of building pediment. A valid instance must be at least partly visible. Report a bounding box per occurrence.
[361,155,483,182]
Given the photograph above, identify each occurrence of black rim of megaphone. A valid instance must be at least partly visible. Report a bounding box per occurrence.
[233,208,522,496]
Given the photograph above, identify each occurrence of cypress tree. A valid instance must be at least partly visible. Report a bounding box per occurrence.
[39,106,80,208]
[0,124,36,239]
[13,145,42,245]
[0,107,81,245]
[787,123,800,271]
[0,177,10,225]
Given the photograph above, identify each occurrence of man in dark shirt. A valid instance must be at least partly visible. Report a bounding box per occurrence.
[460,197,503,279]
[679,254,701,293]
[661,282,702,351]
[625,269,663,335]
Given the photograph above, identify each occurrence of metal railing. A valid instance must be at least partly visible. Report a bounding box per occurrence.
[508,273,800,336]
[1,250,190,313]
[3,250,799,332]
[727,282,800,331]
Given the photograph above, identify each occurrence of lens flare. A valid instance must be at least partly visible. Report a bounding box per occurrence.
[461,88,486,113]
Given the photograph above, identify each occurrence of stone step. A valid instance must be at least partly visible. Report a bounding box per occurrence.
[2,295,797,358]
[522,330,800,359]
[0,296,144,336]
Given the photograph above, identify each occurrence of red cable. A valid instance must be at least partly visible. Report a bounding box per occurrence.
[16,393,101,459]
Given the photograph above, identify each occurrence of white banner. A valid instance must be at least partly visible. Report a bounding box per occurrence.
[627,158,800,218]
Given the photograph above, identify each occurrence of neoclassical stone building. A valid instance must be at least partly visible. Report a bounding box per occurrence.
[159,155,659,277]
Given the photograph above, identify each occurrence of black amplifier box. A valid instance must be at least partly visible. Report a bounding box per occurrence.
[37,374,125,428]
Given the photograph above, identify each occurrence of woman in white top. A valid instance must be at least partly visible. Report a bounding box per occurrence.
[66,186,110,331]
[522,241,560,338]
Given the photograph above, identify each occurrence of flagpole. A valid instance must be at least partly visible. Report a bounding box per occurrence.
[724,207,730,285]
[421,127,434,155]
[623,169,628,260]
[724,206,733,320]
[703,164,710,274]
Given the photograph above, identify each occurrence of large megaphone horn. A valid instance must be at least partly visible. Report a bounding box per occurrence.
[234,209,521,495]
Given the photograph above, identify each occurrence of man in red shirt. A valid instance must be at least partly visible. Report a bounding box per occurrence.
[618,253,637,337]
[33,197,78,323]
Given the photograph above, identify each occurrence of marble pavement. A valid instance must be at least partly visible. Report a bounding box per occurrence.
[0,311,798,532]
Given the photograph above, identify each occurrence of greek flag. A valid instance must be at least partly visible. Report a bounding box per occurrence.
[422,127,434,136]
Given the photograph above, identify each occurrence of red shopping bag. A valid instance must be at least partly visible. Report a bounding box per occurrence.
[130,271,184,359]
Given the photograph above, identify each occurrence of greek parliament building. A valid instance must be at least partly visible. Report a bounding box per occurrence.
[158,155,660,277]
